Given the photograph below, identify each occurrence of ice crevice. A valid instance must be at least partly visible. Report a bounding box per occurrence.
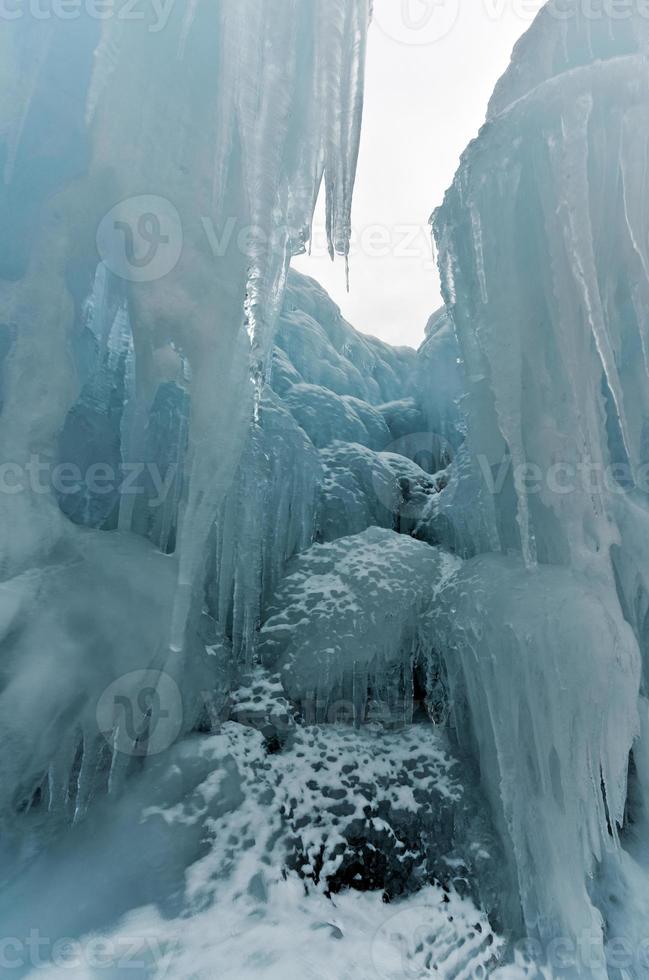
[5,1,649,977]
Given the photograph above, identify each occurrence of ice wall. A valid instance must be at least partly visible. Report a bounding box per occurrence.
[0,0,371,654]
[432,0,649,966]
[0,5,374,842]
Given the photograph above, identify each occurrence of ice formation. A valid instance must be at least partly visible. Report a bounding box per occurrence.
[0,0,371,661]
[431,0,649,969]
[261,526,460,723]
[5,1,649,978]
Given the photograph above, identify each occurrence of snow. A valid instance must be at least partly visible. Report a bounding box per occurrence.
[261,527,461,724]
[6,2,649,977]
[25,881,499,980]
[13,715,500,980]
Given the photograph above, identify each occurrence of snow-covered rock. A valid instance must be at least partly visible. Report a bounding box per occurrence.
[261,527,460,724]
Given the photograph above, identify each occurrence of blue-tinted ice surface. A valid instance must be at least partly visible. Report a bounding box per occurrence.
[3,1,649,977]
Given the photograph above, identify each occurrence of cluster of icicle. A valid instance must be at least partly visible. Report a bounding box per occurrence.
[0,3,371,834]
[430,2,649,972]
[0,0,371,649]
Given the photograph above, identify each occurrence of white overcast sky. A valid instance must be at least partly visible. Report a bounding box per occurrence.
[293,0,547,348]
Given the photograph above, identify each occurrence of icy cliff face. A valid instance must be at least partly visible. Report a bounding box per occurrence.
[432,0,649,968]
[0,0,371,658]
[0,1,373,830]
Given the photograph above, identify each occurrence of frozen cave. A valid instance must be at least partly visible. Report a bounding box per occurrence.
[3,1,649,978]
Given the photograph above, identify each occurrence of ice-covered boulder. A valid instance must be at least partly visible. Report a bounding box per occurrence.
[317,442,443,542]
[260,527,460,724]
[0,710,504,979]
[281,384,390,450]
[426,554,640,950]
[278,272,417,405]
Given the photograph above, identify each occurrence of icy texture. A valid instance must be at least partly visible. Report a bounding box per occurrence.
[488,1,649,119]
[318,443,441,541]
[207,388,321,666]
[427,556,640,947]
[9,1,649,975]
[416,308,464,456]
[0,4,373,834]
[0,2,371,662]
[0,253,436,844]
[0,531,182,834]
[276,273,417,404]
[261,527,460,724]
[435,8,649,570]
[203,272,424,665]
[28,884,502,980]
[282,384,390,450]
[0,673,506,979]
[2,679,509,979]
[430,0,649,967]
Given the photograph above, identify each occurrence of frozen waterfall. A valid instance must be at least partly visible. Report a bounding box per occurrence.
[3,1,649,978]
[433,0,649,971]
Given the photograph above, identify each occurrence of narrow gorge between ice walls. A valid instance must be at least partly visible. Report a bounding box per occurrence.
[4,1,649,977]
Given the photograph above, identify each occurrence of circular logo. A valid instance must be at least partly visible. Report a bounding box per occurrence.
[372,0,460,47]
[371,904,449,979]
[371,902,497,980]
[96,669,183,757]
[97,195,183,283]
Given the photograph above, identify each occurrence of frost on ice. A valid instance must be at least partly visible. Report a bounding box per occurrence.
[4,1,649,978]
[434,0,649,969]
[0,1,371,819]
